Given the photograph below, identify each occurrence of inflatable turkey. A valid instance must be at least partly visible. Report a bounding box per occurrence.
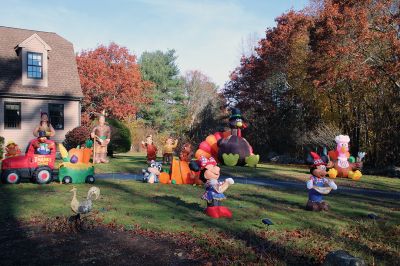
[195,108,259,167]
[328,135,365,180]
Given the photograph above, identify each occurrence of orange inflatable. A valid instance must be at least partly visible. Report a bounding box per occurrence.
[194,131,231,162]
[159,172,171,184]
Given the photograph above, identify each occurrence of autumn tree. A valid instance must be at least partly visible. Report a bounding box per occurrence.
[182,70,226,143]
[224,0,400,167]
[224,11,314,156]
[309,0,400,166]
[76,43,152,124]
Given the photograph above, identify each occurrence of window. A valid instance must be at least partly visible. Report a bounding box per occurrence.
[48,103,64,130]
[4,102,21,129]
[27,52,43,79]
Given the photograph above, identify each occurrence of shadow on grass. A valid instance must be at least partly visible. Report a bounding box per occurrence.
[299,217,400,265]
[0,185,49,265]
[153,195,203,213]
[96,180,320,264]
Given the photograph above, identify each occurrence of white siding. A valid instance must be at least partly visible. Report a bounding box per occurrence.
[0,98,80,150]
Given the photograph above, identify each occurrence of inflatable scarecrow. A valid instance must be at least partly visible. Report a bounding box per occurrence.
[90,112,111,164]
[189,156,234,218]
[179,143,193,162]
[141,135,157,163]
[306,152,337,211]
[5,140,21,158]
[162,137,178,164]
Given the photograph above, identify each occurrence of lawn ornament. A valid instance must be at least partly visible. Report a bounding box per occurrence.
[70,186,100,219]
[194,108,259,167]
[262,218,274,226]
[328,135,365,179]
[141,135,157,163]
[1,138,56,184]
[142,161,162,183]
[189,156,234,218]
[33,112,55,138]
[58,144,95,184]
[33,131,55,155]
[306,152,337,211]
[4,140,21,158]
[158,157,202,185]
[90,111,111,164]
[179,143,193,162]
[162,137,178,164]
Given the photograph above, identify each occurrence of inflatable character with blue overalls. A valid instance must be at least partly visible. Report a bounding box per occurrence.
[306,152,337,211]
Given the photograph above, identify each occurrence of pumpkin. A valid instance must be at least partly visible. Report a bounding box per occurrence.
[159,172,170,184]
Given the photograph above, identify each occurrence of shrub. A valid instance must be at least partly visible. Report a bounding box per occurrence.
[0,136,4,159]
[107,119,131,155]
[63,125,92,150]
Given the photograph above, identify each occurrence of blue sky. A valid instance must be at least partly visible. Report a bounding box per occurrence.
[0,0,309,87]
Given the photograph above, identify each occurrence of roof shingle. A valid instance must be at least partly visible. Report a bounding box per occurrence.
[0,26,83,99]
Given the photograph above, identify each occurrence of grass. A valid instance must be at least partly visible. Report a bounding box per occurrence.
[92,152,400,192]
[0,180,399,264]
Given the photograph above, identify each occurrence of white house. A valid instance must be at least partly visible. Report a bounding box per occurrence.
[0,26,83,149]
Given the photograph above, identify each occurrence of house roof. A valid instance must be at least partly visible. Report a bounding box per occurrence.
[0,26,83,100]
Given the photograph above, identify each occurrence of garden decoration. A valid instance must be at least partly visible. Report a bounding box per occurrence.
[141,134,157,163]
[179,143,193,162]
[33,131,55,155]
[33,112,55,138]
[58,144,95,184]
[4,140,21,158]
[156,156,202,185]
[90,111,111,164]
[189,156,234,218]
[327,135,365,180]
[162,137,178,164]
[194,108,259,167]
[142,160,162,183]
[70,186,100,220]
[155,142,201,185]
[306,152,337,211]
[1,138,56,184]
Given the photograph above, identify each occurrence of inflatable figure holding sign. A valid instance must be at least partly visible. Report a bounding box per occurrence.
[91,112,111,164]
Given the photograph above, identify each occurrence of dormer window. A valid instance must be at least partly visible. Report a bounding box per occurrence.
[17,33,51,87]
[27,52,43,79]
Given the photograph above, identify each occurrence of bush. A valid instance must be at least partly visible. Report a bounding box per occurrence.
[63,125,92,150]
[107,119,131,155]
[0,136,4,159]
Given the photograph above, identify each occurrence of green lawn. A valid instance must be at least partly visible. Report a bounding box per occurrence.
[92,152,400,192]
[0,179,398,265]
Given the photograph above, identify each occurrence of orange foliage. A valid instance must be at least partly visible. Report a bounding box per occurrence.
[76,43,153,124]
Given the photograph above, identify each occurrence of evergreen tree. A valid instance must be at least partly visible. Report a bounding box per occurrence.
[138,50,187,133]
